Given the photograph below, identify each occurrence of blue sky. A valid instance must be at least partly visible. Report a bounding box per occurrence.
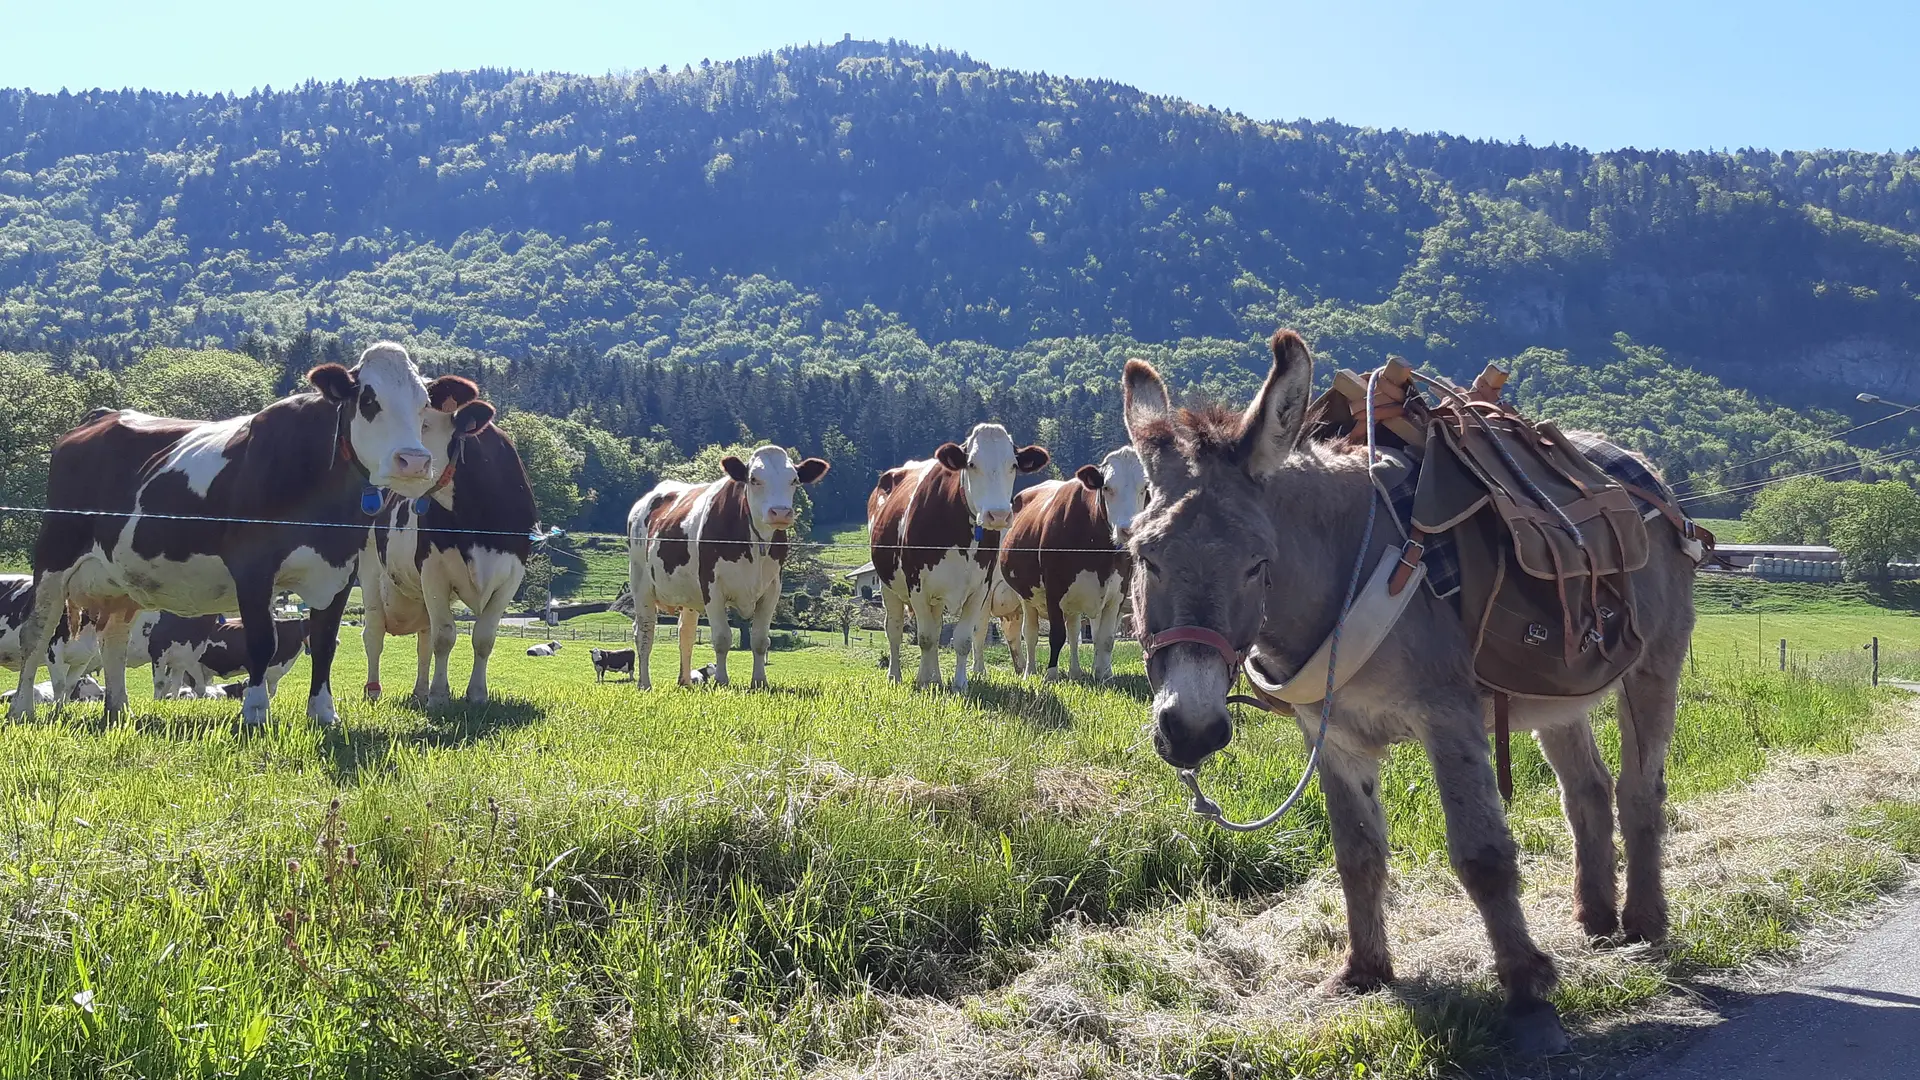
[4,0,1914,152]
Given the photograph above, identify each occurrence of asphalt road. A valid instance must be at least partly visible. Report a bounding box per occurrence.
[1627,885,1920,1079]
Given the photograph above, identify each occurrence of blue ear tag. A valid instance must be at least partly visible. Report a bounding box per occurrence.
[414,494,433,514]
[360,486,384,515]
[974,524,984,544]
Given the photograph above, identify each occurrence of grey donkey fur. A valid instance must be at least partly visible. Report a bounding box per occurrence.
[1122,329,1693,1057]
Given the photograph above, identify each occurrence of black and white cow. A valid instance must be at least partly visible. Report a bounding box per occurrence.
[0,575,103,705]
[7,342,492,725]
[149,614,308,700]
[590,647,636,682]
[360,419,531,706]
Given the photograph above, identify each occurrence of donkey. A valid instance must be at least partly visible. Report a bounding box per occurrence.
[1122,330,1693,1055]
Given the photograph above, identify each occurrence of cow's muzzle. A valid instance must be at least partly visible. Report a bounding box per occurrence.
[980,508,1013,530]
[390,448,433,480]
[765,506,796,528]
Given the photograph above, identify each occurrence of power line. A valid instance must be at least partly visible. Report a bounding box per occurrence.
[1672,403,1920,493]
[1676,443,1920,505]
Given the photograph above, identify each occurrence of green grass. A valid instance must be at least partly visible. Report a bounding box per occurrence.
[818,521,869,567]
[0,620,1902,1076]
[1690,516,1746,543]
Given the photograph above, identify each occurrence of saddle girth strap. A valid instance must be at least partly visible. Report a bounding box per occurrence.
[1493,691,1514,804]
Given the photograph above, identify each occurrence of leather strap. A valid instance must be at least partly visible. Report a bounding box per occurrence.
[1141,625,1242,673]
[1493,691,1514,804]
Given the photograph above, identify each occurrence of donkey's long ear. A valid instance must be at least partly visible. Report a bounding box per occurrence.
[1122,359,1172,445]
[1238,330,1314,479]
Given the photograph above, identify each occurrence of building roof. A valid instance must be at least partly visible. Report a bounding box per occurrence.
[845,561,876,577]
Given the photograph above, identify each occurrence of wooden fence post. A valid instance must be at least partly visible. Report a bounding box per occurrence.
[1779,638,1786,671]
[1873,637,1880,687]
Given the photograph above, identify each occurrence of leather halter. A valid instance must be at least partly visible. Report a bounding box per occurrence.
[1140,625,1244,675]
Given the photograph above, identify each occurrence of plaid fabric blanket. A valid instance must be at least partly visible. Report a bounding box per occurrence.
[1377,433,1675,603]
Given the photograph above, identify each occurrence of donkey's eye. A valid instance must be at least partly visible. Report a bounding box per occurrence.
[1141,556,1161,577]
[1245,560,1268,581]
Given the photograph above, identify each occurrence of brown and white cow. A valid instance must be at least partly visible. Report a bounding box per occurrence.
[150,614,308,699]
[8,342,489,726]
[868,424,1049,690]
[627,446,830,688]
[0,575,102,705]
[999,447,1149,681]
[360,420,532,706]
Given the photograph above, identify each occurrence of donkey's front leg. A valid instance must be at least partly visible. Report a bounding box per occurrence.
[1317,738,1395,993]
[1422,699,1567,1056]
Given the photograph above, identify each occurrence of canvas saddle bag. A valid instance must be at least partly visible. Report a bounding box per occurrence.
[1410,402,1650,699]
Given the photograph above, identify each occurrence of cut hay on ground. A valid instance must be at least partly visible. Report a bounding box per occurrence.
[816,705,1920,1080]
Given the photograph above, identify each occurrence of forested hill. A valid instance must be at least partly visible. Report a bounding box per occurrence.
[3,38,1919,532]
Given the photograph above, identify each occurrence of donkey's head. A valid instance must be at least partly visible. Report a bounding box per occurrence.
[1125,330,1315,769]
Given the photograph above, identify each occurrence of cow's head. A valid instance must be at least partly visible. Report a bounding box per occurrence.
[933,423,1049,531]
[1075,446,1150,547]
[723,446,830,531]
[309,342,493,499]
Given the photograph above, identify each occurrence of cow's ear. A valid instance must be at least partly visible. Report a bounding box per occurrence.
[1015,446,1051,474]
[1075,464,1104,490]
[308,364,357,403]
[796,457,831,484]
[452,401,495,437]
[722,456,750,482]
[428,375,480,412]
[935,443,969,470]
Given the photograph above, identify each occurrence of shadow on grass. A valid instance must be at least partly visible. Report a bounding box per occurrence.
[965,680,1073,730]
[1102,673,1153,702]
[319,698,545,783]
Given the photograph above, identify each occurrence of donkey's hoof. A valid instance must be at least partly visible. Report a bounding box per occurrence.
[1319,958,1394,996]
[1577,905,1620,942]
[1621,905,1668,945]
[1505,998,1570,1058]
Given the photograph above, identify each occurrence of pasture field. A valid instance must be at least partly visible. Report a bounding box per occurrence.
[0,611,1912,1079]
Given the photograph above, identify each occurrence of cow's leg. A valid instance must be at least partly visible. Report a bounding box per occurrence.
[360,572,387,701]
[1618,656,1680,944]
[882,591,906,683]
[706,598,733,687]
[1002,613,1024,676]
[8,570,70,722]
[677,609,698,686]
[422,575,457,707]
[231,571,277,727]
[303,581,350,728]
[1065,603,1086,681]
[634,597,658,690]
[909,591,942,689]
[1043,593,1068,682]
[970,617,989,680]
[1317,736,1394,993]
[749,588,778,689]
[1092,591,1122,682]
[1536,716,1619,939]
[1019,601,1039,680]
[95,612,132,722]
[466,582,514,704]
[1420,696,1565,1053]
[410,627,433,703]
[951,586,984,693]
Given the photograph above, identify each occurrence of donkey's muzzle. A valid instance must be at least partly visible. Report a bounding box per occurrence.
[1153,704,1231,770]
